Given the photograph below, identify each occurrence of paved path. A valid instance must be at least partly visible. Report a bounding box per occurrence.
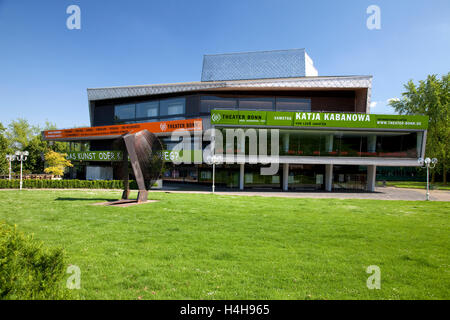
[154,187,450,201]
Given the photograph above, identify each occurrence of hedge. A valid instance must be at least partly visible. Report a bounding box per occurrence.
[0,222,70,299]
[0,179,140,189]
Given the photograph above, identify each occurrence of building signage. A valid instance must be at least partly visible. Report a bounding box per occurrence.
[211,110,428,130]
[66,151,123,162]
[66,150,202,163]
[43,118,203,141]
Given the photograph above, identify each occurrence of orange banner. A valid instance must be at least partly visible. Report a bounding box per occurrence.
[43,119,203,140]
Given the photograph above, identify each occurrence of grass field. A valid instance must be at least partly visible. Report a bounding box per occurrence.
[0,190,448,300]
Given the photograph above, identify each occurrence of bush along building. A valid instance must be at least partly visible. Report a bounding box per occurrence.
[43,49,428,192]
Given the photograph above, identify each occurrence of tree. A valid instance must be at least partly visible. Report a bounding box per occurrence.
[389,73,450,184]
[0,123,9,174]
[44,151,73,176]
[5,118,38,150]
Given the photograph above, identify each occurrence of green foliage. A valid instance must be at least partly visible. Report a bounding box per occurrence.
[389,73,450,183]
[5,118,39,150]
[0,123,9,174]
[44,151,73,176]
[0,222,69,300]
[1,119,70,174]
[0,179,140,189]
[0,190,449,299]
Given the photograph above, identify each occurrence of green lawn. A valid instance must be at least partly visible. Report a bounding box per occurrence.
[0,190,448,300]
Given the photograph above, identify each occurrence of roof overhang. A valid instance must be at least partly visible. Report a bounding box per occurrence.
[87,75,373,102]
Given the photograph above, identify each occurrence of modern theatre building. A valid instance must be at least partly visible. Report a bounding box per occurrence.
[43,49,428,192]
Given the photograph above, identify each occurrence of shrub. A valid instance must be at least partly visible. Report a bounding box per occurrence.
[0,222,70,300]
[0,179,127,189]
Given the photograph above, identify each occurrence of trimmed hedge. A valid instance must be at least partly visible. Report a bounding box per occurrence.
[0,179,140,189]
[0,222,70,300]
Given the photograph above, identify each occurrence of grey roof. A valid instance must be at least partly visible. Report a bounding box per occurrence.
[87,75,372,102]
[201,49,318,81]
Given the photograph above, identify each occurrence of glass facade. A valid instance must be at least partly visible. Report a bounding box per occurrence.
[109,94,313,123]
[289,164,325,190]
[114,97,186,123]
[198,96,311,114]
[218,128,420,158]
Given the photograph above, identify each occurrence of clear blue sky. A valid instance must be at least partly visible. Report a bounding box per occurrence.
[0,0,449,128]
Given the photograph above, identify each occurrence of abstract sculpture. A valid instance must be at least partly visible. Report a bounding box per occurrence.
[114,129,164,203]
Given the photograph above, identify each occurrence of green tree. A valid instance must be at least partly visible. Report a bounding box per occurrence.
[0,123,9,175]
[389,73,450,184]
[5,118,38,150]
[44,151,73,176]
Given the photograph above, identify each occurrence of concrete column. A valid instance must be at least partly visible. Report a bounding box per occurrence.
[282,133,290,154]
[325,135,333,153]
[368,135,377,153]
[325,164,333,192]
[367,165,376,192]
[416,132,423,158]
[239,163,245,190]
[282,163,289,191]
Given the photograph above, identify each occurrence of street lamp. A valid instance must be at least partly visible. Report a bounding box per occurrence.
[418,157,438,201]
[15,151,29,190]
[211,154,219,194]
[5,154,16,180]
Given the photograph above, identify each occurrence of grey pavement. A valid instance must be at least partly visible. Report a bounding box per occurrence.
[155,186,450,201]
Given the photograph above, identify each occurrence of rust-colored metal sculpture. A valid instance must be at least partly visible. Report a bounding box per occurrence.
[116,130,164,203]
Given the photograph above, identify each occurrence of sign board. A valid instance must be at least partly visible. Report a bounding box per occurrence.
[66,151,123,162]
[43,118,203,141]
[211,110,428,130]
[66,150,202,163]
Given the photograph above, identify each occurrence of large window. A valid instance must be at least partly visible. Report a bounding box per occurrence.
[136,101,159,118]
[276,98,311,112]
[238,97,274,110]
[160,98,185,116]
[200,96,237,113]
[114,104,135,121]
[218,128,420,158]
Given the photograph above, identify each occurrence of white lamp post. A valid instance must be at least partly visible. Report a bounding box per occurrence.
[15,151,29,190]
[418,157,438,201]
[211,155,218,194]
[5,154,16,180]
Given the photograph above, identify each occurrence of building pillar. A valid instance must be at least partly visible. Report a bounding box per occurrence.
[239,163,245,190]
[367,165,376,192]
[368,135,377,153]
[416,132,423,158]
[282,133,290,154]
[282,163,289,191]
[325,134,333,153]
[325,164,333,192]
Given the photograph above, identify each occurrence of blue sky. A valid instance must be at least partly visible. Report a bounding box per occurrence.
[0,0,449,128]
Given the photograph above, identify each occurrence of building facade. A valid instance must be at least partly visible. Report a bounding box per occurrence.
[44,49,428,191]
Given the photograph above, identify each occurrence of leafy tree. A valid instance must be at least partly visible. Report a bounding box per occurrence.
[389,73,449,184]
[0,123,9,175]
[5,118,38,150]
[44,151,73,176]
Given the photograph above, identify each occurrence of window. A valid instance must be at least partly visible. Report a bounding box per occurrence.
[136,101,159,118]
[200,96,238,113]
[276,98,311,112]
[114,104,135,121]
[238,97,274,110]
[160,98,185,116]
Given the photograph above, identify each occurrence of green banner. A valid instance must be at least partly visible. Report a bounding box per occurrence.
[211,110,429,130]
[66,151,123,162]
[66,150,202,163]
